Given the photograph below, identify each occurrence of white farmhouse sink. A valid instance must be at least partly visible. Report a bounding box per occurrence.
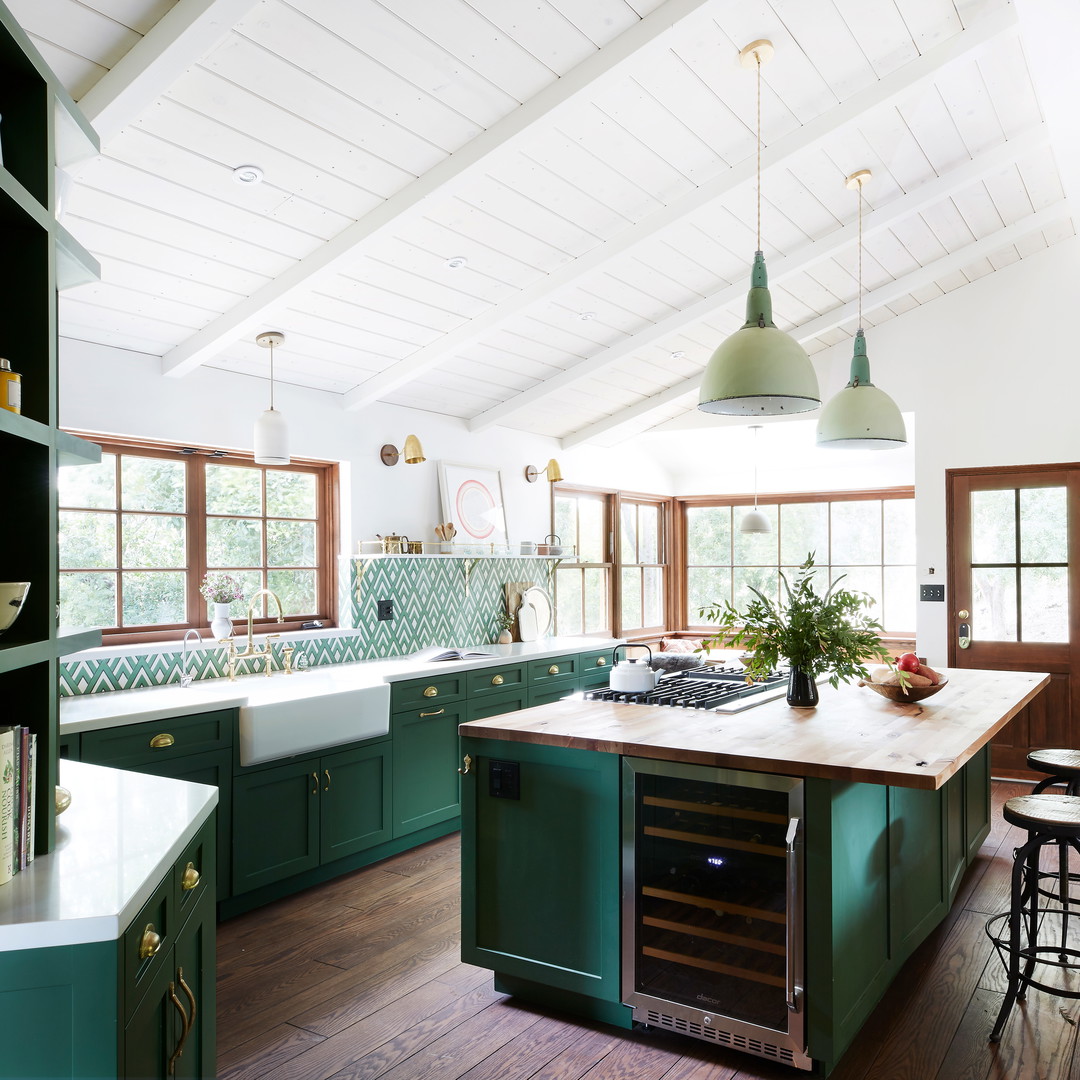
[236,676,390,765]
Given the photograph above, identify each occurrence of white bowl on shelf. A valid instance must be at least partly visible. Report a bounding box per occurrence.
[0,581,30,634]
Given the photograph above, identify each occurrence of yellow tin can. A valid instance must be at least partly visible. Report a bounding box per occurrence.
[0,358,20,414]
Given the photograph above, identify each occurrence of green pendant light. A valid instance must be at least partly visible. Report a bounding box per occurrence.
[816,170,907,449]
[698,40,820,417]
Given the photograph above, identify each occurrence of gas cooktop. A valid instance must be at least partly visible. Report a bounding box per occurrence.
[582,665,790,713]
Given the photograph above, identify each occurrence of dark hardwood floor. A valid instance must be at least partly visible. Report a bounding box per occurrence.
[217,781,1080,1080]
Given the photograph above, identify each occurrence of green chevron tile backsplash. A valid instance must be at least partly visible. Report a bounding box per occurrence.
[60,556,558,696]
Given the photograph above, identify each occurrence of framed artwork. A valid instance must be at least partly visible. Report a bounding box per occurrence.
[438,462,509,546]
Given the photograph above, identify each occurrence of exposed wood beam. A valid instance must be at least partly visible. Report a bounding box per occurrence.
[469,124,1046,432]
[561,202,1066,448]
[77,0,257,147]
[159,0,718,378]
[348,2,1019,414]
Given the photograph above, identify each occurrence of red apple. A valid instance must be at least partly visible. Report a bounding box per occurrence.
[897,652,921,673]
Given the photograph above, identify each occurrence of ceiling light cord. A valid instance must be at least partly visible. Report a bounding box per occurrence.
[268,337,276,411]
[756,49,762,253]
[857,178,864,332]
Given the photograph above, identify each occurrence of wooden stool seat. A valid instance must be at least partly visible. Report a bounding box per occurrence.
[1028,748,1080,778]
[1002,794,1080,837]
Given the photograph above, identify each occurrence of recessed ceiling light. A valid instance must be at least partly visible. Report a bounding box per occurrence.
[232,165,264,185]
[579,311,596,321]
[445,255,468,269]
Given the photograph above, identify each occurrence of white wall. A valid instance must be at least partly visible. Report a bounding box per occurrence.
[59,339,673,553]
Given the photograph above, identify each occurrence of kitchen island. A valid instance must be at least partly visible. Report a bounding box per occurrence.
[457,667,1048,1076]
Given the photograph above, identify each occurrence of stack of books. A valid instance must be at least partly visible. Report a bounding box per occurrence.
[0,726,36,885]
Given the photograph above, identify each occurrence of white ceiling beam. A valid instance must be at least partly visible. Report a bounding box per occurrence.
[561,201,1067,448]
[470,124,1046,432]
[159,0,718,379]
[349,1,1019,415]
[77,0,257,147]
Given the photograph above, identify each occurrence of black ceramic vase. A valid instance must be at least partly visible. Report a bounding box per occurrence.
[786,666,819,708]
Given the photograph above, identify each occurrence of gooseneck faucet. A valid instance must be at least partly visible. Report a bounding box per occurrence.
[181,628,202,687]
[221,589,285,680]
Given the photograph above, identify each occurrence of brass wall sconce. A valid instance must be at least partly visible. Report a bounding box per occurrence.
[524,458,563,483]
[380,435,426,466]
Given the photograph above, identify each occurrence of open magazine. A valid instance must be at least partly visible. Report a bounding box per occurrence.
[411,646,494,662]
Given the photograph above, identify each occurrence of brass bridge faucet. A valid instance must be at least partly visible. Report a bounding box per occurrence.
[220,589,285,680]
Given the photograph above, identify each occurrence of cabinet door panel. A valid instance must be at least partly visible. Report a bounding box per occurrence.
[233,760,320,894]
[172,889,216,1080]
[392,705,464,836]
[321,741,393,861]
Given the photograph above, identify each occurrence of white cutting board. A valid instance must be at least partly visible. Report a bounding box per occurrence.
[517,586,552,641]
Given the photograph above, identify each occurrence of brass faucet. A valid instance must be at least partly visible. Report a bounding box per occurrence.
[221,589,285,680]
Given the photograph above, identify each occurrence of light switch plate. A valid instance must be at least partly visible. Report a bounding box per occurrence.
[920,584,945,602]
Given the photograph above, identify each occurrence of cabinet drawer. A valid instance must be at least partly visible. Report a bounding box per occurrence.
[390,674,467,712]
[528,654,578,684]
[122,872,172,1023]
[579,649,614,675]
[467,663,527,697]
[173,818,216,925]
[82,709,233,767]
[467,688,529,721]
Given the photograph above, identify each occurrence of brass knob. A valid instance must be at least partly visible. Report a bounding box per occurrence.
[181,862,200,891]
[149,733,175,749]
[139,924,162,959]
[596,657,607,666]
[423,686,438,698]
[491,674,504,686]
[548,664,560,675]
[958,609,970,620]
[458,754,473,775]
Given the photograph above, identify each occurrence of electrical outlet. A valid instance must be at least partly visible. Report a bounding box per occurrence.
[920,584,945,602]
[377,599,394,621]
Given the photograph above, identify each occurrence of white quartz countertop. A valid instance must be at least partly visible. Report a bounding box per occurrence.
[60,636,623,734]
[0,760,217,951]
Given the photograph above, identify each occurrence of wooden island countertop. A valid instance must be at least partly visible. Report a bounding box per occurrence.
[460,666,1048,789]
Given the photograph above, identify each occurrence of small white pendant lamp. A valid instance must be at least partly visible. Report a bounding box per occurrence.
[816,171,906,449]
[740,425,771,534]
[698,40,820,417]
[253,331,290,465]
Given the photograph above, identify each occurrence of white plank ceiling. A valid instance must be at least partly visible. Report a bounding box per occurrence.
[10,0,1078,446]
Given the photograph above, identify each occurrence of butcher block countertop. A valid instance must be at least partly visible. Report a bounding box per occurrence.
[460,666,1049,790]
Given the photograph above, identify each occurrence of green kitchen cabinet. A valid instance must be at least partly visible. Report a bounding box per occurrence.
[232,738,392,895]
[459,735,627,1026]
[467,687,529,721]
[578,648,614,690]
[0,813,216,1080]
[81,710,235,901]
[392,701,465,837]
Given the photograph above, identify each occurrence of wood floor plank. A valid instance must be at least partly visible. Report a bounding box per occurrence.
[218,1021,326,1080]
[519,1024,627,1080]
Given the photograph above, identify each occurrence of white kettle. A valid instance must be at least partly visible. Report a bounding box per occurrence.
[609,645,661,694]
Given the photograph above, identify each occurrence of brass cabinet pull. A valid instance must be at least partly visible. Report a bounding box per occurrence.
[167,981,189,1076]
[491,674,504,686]
[548,664,560,675]
[181,861,200,892]
[311,771,318,795]
[139,923,161,959]
[178,967,196,1043]
[419,708,445,717]
[458,754,473,775]
[596,657,607,666]
[324,768,331,792]
[149,733,175,749]
[423,685,439,698]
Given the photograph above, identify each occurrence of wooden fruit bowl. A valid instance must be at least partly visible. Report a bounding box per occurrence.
[859,677,948,703]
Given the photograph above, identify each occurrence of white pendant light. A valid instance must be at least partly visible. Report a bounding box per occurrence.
[698,40,820,417]
[253,331,290,465]
[740,425,771,534]
[816,171,907,449]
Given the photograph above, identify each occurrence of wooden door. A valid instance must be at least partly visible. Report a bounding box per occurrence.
[947,465,1080,777]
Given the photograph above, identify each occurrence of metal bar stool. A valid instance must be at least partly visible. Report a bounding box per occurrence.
[986,793,1080,1041]
[1027,748,1080,796]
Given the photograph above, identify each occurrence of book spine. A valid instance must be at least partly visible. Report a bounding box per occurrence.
[0,728,14,885]
[18,727,29,870]
[25,733,35,864]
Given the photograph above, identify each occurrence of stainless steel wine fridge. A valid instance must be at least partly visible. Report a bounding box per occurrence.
[622,757,811,1071]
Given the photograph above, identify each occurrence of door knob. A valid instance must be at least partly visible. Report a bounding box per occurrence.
[957,609,969,620]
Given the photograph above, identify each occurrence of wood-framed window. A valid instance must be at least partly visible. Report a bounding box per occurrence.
[552,485,673,639]
[58,433,338,643]
[680,487,915,637]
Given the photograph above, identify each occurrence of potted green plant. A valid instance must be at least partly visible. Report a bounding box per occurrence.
[494,609,516,644]
[698,553,895,708]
